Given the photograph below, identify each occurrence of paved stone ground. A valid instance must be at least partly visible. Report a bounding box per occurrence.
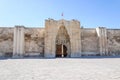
[0,57,120,80]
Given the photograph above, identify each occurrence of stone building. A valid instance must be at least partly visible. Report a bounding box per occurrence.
[0,19,120,58]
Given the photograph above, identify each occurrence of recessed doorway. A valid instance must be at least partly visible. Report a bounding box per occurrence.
[55,25,70,58]
[56,44,67,57]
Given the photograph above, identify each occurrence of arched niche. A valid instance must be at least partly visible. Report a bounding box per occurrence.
[55,25,71,57]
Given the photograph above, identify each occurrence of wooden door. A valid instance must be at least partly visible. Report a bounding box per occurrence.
[56,44,67,57]
[56,44,62,57]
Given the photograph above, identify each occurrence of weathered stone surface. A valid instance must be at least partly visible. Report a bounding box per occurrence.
[44,19,81,58]
[107,29,120,56]
[24,28,45,56]
[81,29,99,55]
[0,19,120,57]
[0,28,13,57]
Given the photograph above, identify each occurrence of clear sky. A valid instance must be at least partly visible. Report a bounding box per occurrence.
[0,0,120,28]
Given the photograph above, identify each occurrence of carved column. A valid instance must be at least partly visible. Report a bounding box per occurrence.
[96,27,108,56]
[13,26,25,58]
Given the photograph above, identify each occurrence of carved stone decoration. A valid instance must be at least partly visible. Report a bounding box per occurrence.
[55,25,70,57]
[44,19,81,58]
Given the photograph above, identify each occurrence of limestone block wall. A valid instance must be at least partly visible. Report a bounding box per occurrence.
[107,29,120,56]
[81,28,99,55]
[24,28,45,56]
[0,27,14,57]
[0,19,120,58]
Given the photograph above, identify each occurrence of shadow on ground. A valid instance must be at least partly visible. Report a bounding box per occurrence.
[0,56,120,60]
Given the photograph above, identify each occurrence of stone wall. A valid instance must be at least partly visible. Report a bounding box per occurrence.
[24,28,45,56]
[107,29,120,56]
[81,28,99,56]
[0,28,14,57]
[0,19,120,58]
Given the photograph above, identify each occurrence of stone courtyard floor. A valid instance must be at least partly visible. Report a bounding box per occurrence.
[0,57,120,80]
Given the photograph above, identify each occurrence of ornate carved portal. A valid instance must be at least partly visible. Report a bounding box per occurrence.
[55,25,71,57]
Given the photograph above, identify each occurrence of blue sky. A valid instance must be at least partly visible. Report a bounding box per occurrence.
[0,0,120,28]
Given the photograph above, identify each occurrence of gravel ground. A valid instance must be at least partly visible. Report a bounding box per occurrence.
[0,58,120,80]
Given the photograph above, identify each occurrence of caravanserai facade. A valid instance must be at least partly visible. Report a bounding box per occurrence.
[0,19,120,58]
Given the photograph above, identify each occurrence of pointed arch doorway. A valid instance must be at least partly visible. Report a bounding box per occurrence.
[55,25,71,57]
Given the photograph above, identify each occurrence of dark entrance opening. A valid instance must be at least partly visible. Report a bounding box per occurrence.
[56,44,67,57]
